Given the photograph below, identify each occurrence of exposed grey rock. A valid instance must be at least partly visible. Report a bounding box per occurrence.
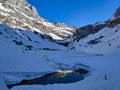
[75,25,94,36]
[107,17,120,28]
[53,22,69,27]
[106,7,120,28]
[73,23,107,42]
[114,7,120,17]
[93,23,107,33]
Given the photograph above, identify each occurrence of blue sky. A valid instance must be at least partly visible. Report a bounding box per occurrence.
[27,0,120,27]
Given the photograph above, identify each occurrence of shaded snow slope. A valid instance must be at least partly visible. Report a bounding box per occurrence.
[1,44,120,90]
[0,74,8,90]
[0,22,66,52]
[1,28,120,90]
[69,24,120,54]
[69,7,120,54]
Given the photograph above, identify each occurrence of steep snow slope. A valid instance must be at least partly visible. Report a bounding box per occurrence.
[69,7,120,54]
[0,22,66,52]
[0,0,74,40]
[69,24,120,54]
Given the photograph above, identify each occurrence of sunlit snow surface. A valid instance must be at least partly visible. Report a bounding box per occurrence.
[0,41,120,90]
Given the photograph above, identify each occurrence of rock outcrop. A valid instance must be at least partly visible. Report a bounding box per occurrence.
[114,6,120,17]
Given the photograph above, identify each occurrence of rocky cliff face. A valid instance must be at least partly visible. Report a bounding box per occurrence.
[0,0,74,40]
[73,23,107,42]
[107,7,120,28]
[114,6,120,17]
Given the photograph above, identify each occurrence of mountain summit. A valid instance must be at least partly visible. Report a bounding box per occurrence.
[0,0,74,40]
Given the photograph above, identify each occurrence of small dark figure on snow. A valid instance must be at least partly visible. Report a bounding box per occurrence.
[105,74,107,80]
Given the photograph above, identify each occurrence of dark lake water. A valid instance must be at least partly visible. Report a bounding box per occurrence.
[7,69,89,89]
[29,73,84,85]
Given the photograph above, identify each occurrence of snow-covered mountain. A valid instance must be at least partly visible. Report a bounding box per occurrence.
[0,22,67,52]
[0,0,74,40]
[0,0,120,90]
[0,0,74,53]
[69,7,120,54]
